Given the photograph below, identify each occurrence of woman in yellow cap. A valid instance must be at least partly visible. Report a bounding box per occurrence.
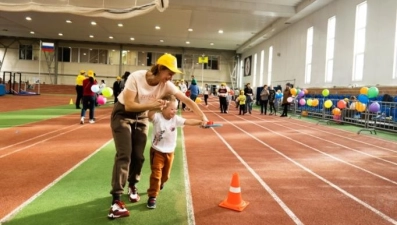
[75,70,86,109]
[108,53,209,219]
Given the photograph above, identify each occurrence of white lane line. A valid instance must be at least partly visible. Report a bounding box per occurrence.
[0,139,113,223]
[222,115,397,224]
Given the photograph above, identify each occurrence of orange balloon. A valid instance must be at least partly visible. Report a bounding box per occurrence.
[332,108,341,116]
[312,99,319,107]
[360,87,368,95]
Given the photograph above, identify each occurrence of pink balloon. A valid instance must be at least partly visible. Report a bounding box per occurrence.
[97,95,107,105]
[299,98,306,106]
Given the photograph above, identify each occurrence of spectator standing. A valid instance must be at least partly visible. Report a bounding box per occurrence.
[75,70,86,109]
[259,84,269,115]
[268,85,277,115]
[244,83,254,114]
[112,76,122,103]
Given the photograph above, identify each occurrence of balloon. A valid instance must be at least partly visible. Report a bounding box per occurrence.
[355,102,366,112]
[97,95,107,105]
[324,100,333,108]
[102,87,114,98]
[287,97,293,103]
[332,108,341,116]
[303,89,309,94]
[357,94,369,104]
[306,99,313,106]
[299,98,306,106]
[368,102,380,113]
[290,88,297,96]
[312,99,319,107]
[337,100,347,109]
[322,89,329,97]
[360,87,368,95]
[91,84,99,93]
[195,97,202,103]
[297,91,305,98]
[367,87,379,98]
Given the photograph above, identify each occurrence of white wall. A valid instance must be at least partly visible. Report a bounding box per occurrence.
[240,0,397,90]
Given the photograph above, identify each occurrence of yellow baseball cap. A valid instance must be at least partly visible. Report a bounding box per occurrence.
[116,76,121,80]
[80,70,85,74]
[156,53,182,74]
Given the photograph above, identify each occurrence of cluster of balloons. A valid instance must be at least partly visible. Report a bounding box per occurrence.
[358,86,380,113]
[90,85,114,105]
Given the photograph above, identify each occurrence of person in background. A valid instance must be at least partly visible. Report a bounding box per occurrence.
[146,95,203,209]
[80,71,97,124]
[236,90,246,115]
[188,79,200,102]
[75,70,86,109]
[259,84,269,115]
[99,79,106,94]
[244,83,254,114]
[218,83,228,113]
[108,53,208,220]
[179,79,188,111]
[203,83,210,107]
[280,83,292,117]
[113,76,122,103]
[120,71,131,91]
[268,85,277,115]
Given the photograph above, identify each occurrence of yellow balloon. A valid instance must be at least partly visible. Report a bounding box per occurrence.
[360,87,368,95]
[355,102,366,112]
[195,97,202,103]
[290,88,297,96]
[324,100,333,108]
[102,87,114,98]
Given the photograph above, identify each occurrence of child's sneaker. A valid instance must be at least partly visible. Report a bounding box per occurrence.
[80,117,84,124]
[128,186,140,202]
[89,119,95,124]
[147,197,156,209]
[108,200,129,219]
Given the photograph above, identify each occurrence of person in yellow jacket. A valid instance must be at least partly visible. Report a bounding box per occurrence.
[236,90,246,115]
[75,70,86,109]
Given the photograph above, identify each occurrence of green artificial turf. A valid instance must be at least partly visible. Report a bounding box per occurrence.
[3,128,190,225]
[0,105,77,128]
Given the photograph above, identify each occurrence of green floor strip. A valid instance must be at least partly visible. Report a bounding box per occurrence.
[3,128,189,225]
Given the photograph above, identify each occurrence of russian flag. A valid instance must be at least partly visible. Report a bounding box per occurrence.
[42,42,54,52]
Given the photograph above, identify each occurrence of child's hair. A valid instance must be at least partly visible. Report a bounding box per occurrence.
[162,95,178,108]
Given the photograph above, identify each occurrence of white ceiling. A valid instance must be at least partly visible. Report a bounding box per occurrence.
[0,0,334,52]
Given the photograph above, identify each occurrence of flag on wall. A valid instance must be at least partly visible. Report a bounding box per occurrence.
[198,56,208,64]
[41,42,54,52]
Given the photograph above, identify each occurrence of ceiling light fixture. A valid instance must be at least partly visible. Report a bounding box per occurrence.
[66,20,72,23]
[109,36,114,39]
[118,23,123,27]
[58,33,63,36]
[130,37,135,41]
[218,30,223,34]
[89,35,94,38]
[30,31,35,34]
[210,43,214,45]
[160,40,164,42]
[186,41,190,44]
[188,28,193,32]
[91,21,97,25]
[155,26,160,30]
[26,17,32,21]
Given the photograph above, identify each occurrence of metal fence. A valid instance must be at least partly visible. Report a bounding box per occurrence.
[284,97,397,134]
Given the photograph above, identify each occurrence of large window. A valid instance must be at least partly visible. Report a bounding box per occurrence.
[19,45,33,60]
[267,46,273,85]
[58,47,70,62]
[325,16,336,83]
[352,1,367,81]
[259,50,264,85]
[305,27,314,84]
[252,53,257,87]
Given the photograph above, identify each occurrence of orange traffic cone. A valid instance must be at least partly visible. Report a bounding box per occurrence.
[219,172,249,212]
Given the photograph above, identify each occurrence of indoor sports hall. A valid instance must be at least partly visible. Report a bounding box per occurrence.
[1,0,397,225]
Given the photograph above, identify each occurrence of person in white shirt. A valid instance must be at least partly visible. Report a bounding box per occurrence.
[108,53,208,219]
[203,83,210,106]
[146,95,203,209]
[218,83,229,113]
